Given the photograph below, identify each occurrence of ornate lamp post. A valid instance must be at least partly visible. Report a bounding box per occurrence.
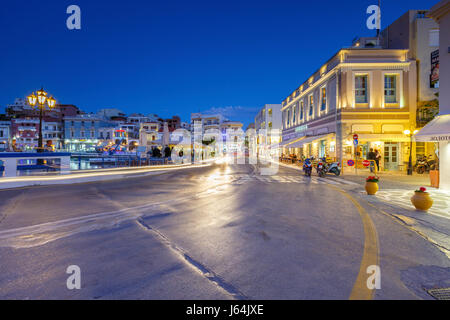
[27,88,56,153]
[404,129,419,175]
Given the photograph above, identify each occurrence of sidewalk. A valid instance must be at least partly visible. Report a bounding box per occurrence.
[277,161,450,257]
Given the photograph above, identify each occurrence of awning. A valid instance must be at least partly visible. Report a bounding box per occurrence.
[292,134,330,148]
[415,114,450,142]
[279,137,299,147]
[349,133,410,143]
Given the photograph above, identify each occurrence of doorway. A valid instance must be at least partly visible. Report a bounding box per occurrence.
[384,142,399,171]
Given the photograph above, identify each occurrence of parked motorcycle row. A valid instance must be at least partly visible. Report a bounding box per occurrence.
[302,157,341,177]
[414,155,437,174]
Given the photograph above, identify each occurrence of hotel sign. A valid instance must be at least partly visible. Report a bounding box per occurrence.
[430,135,450,142]
[430,50,439,88]
[295,124,308,133]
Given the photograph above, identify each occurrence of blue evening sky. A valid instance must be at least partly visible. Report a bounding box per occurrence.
[0,0,434,127]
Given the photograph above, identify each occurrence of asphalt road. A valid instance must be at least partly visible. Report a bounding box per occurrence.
[0,162,449,299]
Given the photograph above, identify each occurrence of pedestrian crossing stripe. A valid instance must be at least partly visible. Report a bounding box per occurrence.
[189,174,359,186]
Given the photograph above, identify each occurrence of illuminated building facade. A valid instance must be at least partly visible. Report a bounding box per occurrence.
[281,43,417,171]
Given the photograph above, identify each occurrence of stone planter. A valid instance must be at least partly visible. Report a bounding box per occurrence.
[411,192,433,211]
[365,182,379,195]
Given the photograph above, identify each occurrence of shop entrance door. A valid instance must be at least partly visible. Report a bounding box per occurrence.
[384,142,399,171]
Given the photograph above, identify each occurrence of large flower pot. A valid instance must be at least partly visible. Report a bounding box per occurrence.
[411,192,433,211]
[365,182,379,195]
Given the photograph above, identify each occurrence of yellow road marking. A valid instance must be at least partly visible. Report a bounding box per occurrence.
[328,185,380,300]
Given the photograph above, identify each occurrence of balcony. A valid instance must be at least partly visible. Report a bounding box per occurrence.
[416,100,439,128]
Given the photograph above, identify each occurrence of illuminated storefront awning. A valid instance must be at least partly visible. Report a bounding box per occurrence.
[291,134,330,148]
[348,133,410,143]
[279,137,298,147]
[415,114,450,142]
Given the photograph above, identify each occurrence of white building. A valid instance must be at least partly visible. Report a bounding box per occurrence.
[416,0,450,190]
[255,104,282,156]
[139,122,162,152]
[42,121,63,150]
[0,121,11,151]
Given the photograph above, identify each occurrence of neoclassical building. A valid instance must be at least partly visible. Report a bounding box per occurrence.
[281,38,417,171]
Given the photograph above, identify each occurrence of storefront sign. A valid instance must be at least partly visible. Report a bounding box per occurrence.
[430,135,450,141]
[295,124,308,133]
[430,49,439,88]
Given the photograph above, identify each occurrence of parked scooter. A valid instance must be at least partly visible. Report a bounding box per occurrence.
[318,157,341,176]
[303,158,313,177]
[415,155,436,174]
[326,161,341,176]
[316,161,326,177]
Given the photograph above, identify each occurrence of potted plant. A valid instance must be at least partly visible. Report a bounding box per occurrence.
[411,187,433,211]
[365,176,379,195]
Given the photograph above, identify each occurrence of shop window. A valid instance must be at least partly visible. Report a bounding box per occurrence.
[416,142,425,157]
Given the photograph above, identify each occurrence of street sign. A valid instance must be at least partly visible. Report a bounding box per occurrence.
[362,160,370,167]
[353,134,359,140]
[347,159,355,167]
[353,139,359,146]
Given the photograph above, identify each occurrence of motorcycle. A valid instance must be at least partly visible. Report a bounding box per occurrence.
[415,155,436,174]
[325,162,341,176]
[303,159,312,177]
[316,161,326,177]
[318,157,341,176]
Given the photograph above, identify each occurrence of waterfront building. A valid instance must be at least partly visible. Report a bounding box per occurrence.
[0,120,11,151]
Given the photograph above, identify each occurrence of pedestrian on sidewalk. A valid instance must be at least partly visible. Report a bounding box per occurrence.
[375,149,381,172]
[367,148,376,173]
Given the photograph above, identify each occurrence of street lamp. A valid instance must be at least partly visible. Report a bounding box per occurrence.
[27,88,56,153]
[403,128,419,175]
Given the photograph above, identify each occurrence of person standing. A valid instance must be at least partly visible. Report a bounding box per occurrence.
[375,149,381,172]
[367,148,377,173]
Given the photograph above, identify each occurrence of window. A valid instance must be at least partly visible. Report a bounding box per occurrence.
[268,109,272,116]
[300,101,304,120]
[287,109,291,126]
[321,87,327,111]
[355,75,368,103]
[429,29,439,47]
[384,75,397,103]
[293,104,297,124]
[309,95,314,117]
